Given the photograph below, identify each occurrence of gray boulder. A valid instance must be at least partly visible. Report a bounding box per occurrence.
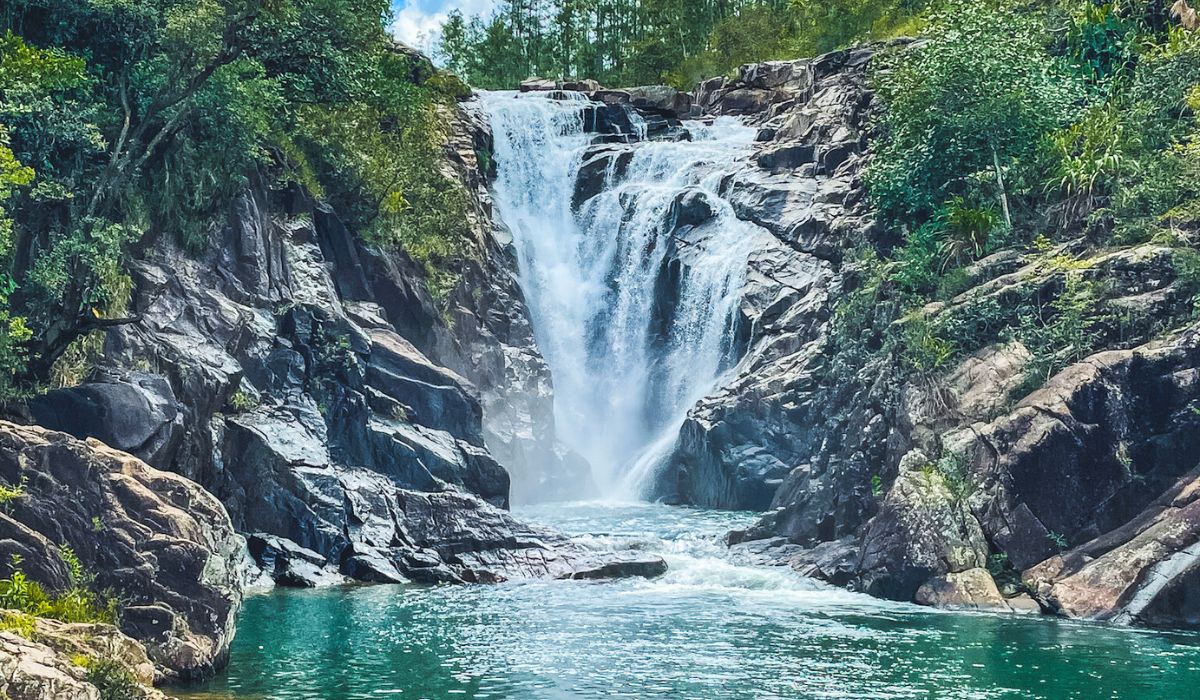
[0,422,243,682]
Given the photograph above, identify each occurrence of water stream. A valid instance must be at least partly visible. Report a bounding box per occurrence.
[482,90,759,499]
[181,503,1200,699]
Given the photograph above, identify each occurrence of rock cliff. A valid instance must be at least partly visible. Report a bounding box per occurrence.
[0,422,241,682]
[519,46,1200,629]
[0,95,665,689]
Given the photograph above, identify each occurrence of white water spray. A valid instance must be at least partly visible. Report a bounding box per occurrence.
[481,91,758,500]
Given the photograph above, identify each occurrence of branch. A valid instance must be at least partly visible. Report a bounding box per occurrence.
[80,313,143,331]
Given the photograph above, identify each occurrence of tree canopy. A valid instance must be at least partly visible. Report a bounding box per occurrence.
[435,0,928,89]
[0,0,470,400]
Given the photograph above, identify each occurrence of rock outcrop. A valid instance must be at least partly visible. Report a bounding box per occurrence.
[0,422,242,681]
[656,47,880,511]
[0,616,171,700]
[15,98,663,602]
[601,44,1200,630]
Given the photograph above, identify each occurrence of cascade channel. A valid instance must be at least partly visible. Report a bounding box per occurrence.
[179,91,1200,700]
[481,90,759,499]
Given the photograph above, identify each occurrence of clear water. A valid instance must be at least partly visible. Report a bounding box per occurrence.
[179,503,1200,700]
[482,91,763,499]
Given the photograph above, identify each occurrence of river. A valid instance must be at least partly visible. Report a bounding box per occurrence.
[178,501,1200,699]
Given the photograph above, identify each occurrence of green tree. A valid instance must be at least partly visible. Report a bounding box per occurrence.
[0,1,470,399]
[868,0,1086,221]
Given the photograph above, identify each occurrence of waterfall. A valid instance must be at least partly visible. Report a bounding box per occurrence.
[481,90,758,500]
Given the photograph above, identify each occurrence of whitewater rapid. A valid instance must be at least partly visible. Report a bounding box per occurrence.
[480,91,759,499]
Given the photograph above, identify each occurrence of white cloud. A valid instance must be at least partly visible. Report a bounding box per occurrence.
[389,0,498,55]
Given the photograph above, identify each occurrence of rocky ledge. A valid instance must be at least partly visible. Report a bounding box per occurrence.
[570,44,1200,630]
[0,616,170,700]
[0,422,241,682]
[517,76,694,143]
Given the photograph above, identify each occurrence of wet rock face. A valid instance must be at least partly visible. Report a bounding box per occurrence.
[517,78,691,143]
[640,43,1200,628]
[24,99,661,609]
[656,47,877,511]
[0,423,243,681]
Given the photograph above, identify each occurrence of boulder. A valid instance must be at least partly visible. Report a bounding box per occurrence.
[519,77,557,92]
[915,568,1013,612]
[0,422,243,681]
[28,371,184,470]
[561,78,602,93]
[0,619,172,700]
[626,85,693,117]
[574,145,634,207]
[1024,465,1200,627]
[245,533,347,588]
[856,450,989,601]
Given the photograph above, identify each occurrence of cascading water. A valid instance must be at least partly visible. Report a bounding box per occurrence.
[481,91,759,500]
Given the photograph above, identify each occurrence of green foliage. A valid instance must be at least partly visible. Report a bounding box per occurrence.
[0,475,26,505]
[0,1,472,401]
[1014,272,1110,396]
[1046,104,1139,225]
[937,198,998,270]
[0,550,117,626]
[893,197,1001,299]
[0,609,36,637]
[438,0,930,89]
[1065,2,1139,85]
[868,0,1085,221]
[85,657,147,700]
[899,313,955,374]
[228,388,259,414]
[0,118,36,397]
[789,0,929,57]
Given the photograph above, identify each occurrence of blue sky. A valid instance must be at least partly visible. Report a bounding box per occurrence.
[390,0,498,52]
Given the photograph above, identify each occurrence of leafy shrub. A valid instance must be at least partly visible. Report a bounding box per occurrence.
[0,609,36,637]
[0,550,117,626]
[869,0,1085,221]
[85,657,147,700]
[898,314,955,374]
[1065,2,1139,85]
[0,475,25,505]
[1013,272,1110,396]
[227,388,259,414]
[1046,104,1138,225]
[937,198,999,271]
